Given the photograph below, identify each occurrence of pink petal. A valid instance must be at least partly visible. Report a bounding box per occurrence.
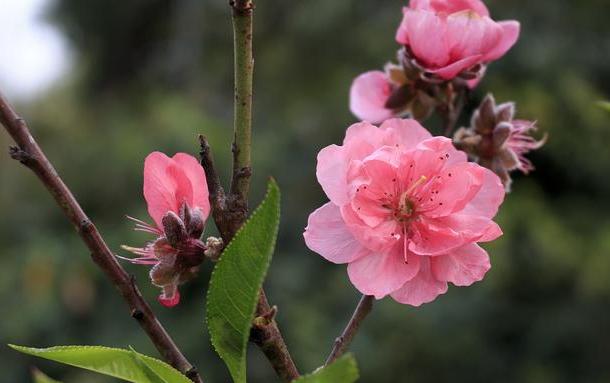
[348,157,398,227]
[416,136,467,166]
[431,243,491,286]
[347,245,421,299]
[316,122,386,206]
[341,204,400,252]
[408,219,463,256]
[410,0,489,17]
[379,118,432,150]
[391,256,448,306]
[304,202,370,264]
[397,9,450,68]
[158,288,180,307]
[172,153,211,220]
[460,167,505,218]
[428,54,483,79]
[416,162,484,217]
[316,144,349,206]
[349,71,395,124]
[484,20,520,62]
[446,12,503,60]
[144,152,179,228]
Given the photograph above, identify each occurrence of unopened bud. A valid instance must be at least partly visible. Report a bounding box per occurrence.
[162,211,187,248]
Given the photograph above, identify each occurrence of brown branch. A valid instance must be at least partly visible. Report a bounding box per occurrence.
[0,93,203,383]
[325,295,374,366]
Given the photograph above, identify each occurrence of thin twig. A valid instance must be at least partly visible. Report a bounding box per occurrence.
[325,295,374,366]
[198,135,231,238]
[441,83,468,137]
[0,93,204,383]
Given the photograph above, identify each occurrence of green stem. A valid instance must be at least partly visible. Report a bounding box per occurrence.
[230,0,254,204]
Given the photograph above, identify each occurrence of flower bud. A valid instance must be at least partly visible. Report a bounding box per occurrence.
[454,94,546,191]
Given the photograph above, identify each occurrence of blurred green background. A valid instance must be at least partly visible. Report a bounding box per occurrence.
[1,0,609,382]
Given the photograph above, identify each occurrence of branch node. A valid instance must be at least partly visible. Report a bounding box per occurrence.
[79,219,94,234]
[9,145,32,164]
[131,309,145,320]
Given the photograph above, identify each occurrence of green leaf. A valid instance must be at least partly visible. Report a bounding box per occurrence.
[10,345,191,383]
[292,354,359,383]
[206,178,281,383]
[32,368,62,383]
[597,101,610,112]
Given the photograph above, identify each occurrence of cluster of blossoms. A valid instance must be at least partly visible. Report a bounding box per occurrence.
[350,0,520,123]
[122,152,214,307]
[123,0,544,309]
[304,0,545,306]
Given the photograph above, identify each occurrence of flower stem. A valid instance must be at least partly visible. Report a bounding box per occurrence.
[229,0,254,207]
[325,295,374,366]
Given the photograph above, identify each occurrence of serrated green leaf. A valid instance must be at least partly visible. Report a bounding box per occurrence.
[10,345,191,383]
[206,178,281,383]
[292,354,359,383]
[32,368,62,383]
[598,101,610,112]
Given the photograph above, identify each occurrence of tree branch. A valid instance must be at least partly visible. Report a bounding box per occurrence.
[325,295,374,366]
[0,93,204,383]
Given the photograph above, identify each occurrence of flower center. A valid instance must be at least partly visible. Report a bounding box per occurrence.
[393,175,427,222]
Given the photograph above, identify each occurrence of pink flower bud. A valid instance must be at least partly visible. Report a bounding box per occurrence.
[395,0,520,81]
[121,152,211,307]
[304,119,505,306]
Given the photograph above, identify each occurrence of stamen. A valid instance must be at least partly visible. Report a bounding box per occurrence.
[404,175,428,195]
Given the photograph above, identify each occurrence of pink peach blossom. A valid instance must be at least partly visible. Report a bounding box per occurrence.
[304,119,505,306]
[349,71,396,124]
[122,152,210,307]
[396,0,520,80]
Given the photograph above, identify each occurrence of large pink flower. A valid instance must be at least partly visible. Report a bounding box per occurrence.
[122,152,211,307]
[304,119,505,306]
[396,0,520,80]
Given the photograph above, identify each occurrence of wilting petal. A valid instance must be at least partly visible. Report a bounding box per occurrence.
[484,20,520,61]
[349,71,395,123]
[431,243,490,286]
[391,256,448,306]
[348,245,420,299]
[304,202,370,264]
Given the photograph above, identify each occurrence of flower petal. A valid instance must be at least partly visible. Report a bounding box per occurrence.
[397,9,450,68]
[144,152,179,228]
[348,245,421,299]
[304,202,370,264]
[431,243,491,286]
[349,71,395,124]
[484,20,520,62]
[428,54,483,79]
[461,167,505,218]
[379,118,432,150]
[172,153,210,220]
[391,256,448,306]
